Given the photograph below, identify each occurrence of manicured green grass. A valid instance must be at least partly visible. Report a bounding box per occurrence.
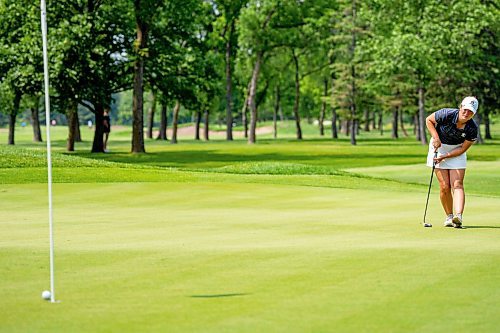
[1,121,499,332]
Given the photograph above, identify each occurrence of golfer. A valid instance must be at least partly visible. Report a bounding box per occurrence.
[425,96,479,228]
[103,108,111,152]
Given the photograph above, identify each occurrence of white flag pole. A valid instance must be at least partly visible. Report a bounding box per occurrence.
[40,0,56,303]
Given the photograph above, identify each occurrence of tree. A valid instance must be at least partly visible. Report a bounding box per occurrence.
[329,0,367,145]
[361,0,496,145]
[0,0,44,145]
[131,0,155,153]
[211,0,248,140]
[238,0,279,143]
[144,0,213,145]
[46,0,132,152]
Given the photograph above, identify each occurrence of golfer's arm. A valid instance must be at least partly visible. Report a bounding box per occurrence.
[447,140,474,158]
[425,113,439,140]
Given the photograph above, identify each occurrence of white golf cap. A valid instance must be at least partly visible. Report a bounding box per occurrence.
[461,96,479,114]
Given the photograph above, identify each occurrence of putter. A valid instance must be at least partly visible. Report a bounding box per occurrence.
[423,150,438,227]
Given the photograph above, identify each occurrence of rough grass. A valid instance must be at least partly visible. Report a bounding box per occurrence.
[1,121,499,332]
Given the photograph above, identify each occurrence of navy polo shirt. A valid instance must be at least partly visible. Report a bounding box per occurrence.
[435,108,478,145]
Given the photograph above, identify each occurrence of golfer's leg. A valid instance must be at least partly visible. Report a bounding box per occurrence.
[435,169,453,215]
[450,169,466,214]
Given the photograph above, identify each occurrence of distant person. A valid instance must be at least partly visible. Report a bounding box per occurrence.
[103,109,111,152]
[51,119,56,126]
[88,120,93,129]
[425,96,478,228]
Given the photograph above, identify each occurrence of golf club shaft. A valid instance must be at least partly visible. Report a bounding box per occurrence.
[423,151,438,224]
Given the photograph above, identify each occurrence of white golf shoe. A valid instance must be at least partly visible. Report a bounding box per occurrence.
[443,215,454,227]
[452,214,463,228]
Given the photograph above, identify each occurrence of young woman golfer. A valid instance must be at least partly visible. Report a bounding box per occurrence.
[425,96,479,228]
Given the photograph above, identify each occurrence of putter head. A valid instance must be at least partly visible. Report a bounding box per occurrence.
[423,223,432,228]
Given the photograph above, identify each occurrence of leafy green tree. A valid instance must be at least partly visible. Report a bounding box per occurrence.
[211,0,248,140]
[238,0,279,143]
[0,0,44,145]
[46,0,132,152]
[361,0,496,145]
[143,0,213,144]
[427,1,500,142]
[329,0,368,145]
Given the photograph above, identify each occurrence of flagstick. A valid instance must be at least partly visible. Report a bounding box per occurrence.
[40,0,56,303]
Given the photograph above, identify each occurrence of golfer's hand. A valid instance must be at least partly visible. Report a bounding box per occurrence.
[432,137,442,149]
[434,155,446,164]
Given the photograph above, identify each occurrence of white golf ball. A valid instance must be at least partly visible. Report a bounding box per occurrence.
[42,290,51,300]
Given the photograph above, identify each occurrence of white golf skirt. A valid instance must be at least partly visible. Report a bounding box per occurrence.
[426,139,466,169]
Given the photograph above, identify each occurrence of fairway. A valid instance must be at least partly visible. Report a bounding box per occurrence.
[1,125,500,332]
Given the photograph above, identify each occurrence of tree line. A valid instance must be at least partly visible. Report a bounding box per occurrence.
[0,0,498,152]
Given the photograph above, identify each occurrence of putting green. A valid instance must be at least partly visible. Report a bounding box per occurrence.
[1,181,499,332]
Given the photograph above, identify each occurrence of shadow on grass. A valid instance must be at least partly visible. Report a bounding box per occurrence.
[189,293,248,298]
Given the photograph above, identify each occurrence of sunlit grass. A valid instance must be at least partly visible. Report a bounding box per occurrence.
[0,120,499,332]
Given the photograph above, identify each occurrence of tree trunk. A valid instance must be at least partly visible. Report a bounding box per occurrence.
[171,101,180,144]
[331,111,338,139]
[349,0,357,146]
[319,78,327,136]
[391,108,399,139]
[330,75,338,139]
[147,90,156,139]
[484,112,491,139]
[74,111,82,142]
[31,100,43,142]
[248,51,264,144]
[474,113,483,144]
[273,85,280,139]
[399,108,409,137]
[156,103,168,140]
[363,108,370,131]
[195,111,202,140]
[67,103,78,151]
[292,49,302,140]
[91,104,105,152]
[225,21,235,141]
[379,112,384,135]
[132,54,146,152]
[8,92,21,145]
[350,68,357,146]
[371,111,377,130]
[418,85,428,145]
[204,109,210,141]
[132,2,148,153]
[8,113,16,145]
[241,84,250,139]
